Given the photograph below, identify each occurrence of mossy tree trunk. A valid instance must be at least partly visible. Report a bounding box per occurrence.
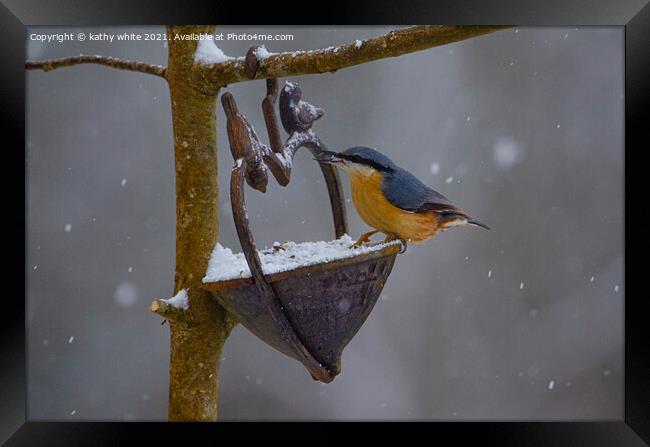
[165,25,236,421]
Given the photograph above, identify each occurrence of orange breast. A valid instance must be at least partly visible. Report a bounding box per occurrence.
[349,171,440,242]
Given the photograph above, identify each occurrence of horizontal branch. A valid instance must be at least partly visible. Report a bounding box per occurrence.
[149,298,189,323]
[25,55,167,78]
[196,25,510,89]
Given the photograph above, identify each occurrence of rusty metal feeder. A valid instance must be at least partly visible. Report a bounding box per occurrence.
[202,77,399,383]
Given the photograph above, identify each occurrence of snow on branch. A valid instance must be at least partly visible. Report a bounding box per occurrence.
[149,289,190,322]
[195,25,509,89]
[25,55,167,78]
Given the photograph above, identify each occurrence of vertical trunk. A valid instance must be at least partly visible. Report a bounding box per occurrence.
[165,25,235,421]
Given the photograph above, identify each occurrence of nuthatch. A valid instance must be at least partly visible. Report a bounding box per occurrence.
[317,146,489,248]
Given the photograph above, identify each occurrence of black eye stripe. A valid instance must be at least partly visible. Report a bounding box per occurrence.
[340,152,392,172]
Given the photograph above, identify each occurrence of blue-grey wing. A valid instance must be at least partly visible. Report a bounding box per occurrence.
[381,168,457,212]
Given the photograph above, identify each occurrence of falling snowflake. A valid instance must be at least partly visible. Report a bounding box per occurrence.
[493,137,522,169]
[114,281,138,308]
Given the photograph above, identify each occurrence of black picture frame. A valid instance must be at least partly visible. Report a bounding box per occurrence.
[2,0,647,444]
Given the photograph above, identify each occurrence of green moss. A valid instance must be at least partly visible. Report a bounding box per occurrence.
[166,25,236,422]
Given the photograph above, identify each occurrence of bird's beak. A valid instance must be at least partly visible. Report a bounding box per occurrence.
[314,150,344,165]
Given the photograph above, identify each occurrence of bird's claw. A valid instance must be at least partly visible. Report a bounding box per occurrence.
[349,232,407,253]
[380,233,408,253]
[350,230,380,249]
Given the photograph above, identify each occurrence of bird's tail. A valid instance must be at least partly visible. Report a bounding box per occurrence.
[467,218,490,230]
[438,211,490,230]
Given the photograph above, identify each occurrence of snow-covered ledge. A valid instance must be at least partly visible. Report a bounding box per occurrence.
[203,235,401,283]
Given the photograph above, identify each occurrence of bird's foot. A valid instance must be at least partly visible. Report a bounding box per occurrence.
[382,233,398,243]
[383,233,408,253]
[350,230,380,248]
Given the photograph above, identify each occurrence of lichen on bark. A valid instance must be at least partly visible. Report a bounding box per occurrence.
[165,25,236,421]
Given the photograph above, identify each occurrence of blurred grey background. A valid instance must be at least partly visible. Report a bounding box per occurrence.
[26,26,624,420]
